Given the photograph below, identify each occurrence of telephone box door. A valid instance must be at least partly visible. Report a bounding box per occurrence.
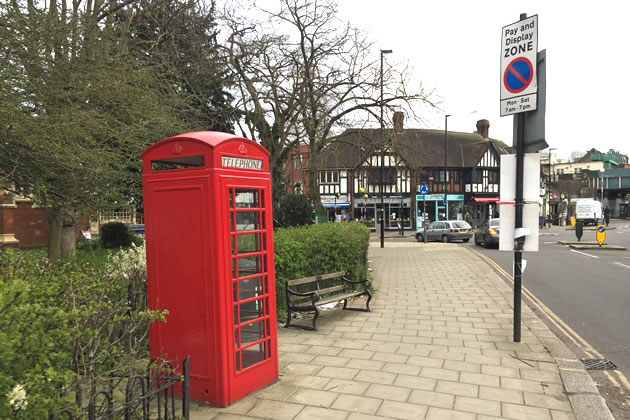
[222,178,278,402]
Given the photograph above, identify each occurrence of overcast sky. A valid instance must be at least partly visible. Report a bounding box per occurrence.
[336,1,629,160]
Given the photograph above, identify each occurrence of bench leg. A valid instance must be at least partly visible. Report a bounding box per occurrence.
[342,299,348,310]
[365,289,373,312]
[311,305,320,332]
[285,307,292,328]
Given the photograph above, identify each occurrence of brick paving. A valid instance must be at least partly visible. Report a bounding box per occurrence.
[190,241,614,420]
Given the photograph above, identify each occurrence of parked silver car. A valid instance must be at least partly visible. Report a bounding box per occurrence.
[415,220,473,243]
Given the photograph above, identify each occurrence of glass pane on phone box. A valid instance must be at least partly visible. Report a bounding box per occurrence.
[239,299,265,323]
[236,211,259,231]
[238,277,264,301]
[235,190,259,208]
[242,342,266,369]
[237,233,260,254]
[240,319,265,346]
[237,255,262,277]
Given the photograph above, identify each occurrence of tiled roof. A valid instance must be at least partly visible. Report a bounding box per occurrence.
[320,128,511,169]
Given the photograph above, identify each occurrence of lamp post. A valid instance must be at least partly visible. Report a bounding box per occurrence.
[546,148,556,228]
[380,49,392,248]
[359,187,366,220]
[600,167,605,223]
[444,115,450,220]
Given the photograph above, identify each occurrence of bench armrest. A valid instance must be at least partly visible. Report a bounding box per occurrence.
[286,288,321,303]
[342,276,371,288]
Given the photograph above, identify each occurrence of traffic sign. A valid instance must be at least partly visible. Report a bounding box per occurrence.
[504,57,533,93]
[500,15,538,116]
[420,184,429,194]
[596,224,606,247]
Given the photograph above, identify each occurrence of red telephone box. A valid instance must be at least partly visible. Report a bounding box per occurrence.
[141,131,278,407]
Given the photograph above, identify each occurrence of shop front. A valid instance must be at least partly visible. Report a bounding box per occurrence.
[321,194,349,222]
[415,194,464,227]
[467,197,500,227]
[354,196,412,230]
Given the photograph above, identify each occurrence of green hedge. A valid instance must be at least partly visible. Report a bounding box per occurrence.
[273,221,370,316]
[0,247,163,419]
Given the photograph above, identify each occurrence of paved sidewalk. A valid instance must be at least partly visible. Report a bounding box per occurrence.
[190,242,614,420]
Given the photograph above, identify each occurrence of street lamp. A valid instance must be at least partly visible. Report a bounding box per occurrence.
[444,115,450,220]
[358,187,366,220]
[600,167,605,223]
[380,49,392,248]
[546,148,556,228]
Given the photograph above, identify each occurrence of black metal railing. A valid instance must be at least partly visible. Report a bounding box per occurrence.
[51,357,190,420]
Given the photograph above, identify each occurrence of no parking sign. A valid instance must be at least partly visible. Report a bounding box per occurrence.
[500,15,538,116]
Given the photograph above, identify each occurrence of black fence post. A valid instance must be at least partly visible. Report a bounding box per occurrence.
[183,356,190,420]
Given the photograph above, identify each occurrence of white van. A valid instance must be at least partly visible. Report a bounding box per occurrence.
[575,199,602,225]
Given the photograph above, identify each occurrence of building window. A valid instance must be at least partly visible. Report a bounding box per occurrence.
[453,171,460,184]
[472,170,482,183]
[319,171,339,184]
[292,153,302,169]
[434,170,449,182]
[488,170,498,184]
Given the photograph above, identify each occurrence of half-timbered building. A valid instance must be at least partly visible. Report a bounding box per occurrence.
[312,114,510,230]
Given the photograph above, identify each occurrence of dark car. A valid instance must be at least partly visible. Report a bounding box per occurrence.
[415,220,472,243]
[474,219,500,248]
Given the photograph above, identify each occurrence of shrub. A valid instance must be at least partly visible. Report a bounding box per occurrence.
[273,221,370,311]
[100,221,133,248]
[0,246,164,419]
[275,194,312,227]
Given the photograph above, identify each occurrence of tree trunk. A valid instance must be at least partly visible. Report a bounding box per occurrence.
[47,212,62,260]
[47,206,77,259]
[308,162,322,211]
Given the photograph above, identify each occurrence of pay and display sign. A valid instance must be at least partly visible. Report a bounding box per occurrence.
[500,15,538,116]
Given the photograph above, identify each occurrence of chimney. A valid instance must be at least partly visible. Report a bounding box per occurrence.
[476,119,490,138]
[393,112,404,134]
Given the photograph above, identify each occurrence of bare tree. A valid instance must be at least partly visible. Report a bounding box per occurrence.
[223,0,432,209]
[569,150,585,162]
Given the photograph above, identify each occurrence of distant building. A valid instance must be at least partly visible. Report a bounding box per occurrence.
[310,114,511,229]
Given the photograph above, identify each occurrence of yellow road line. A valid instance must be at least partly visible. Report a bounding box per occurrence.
[469,247,630,391]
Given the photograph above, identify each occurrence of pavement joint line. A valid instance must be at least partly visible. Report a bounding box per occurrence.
[471,248,594,358]
[468,246,630,394]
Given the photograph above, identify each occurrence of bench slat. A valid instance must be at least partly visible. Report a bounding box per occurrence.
[317,291,366,305]
[287,271,345,286]
[290,291,366,310]
[288,285,345,302]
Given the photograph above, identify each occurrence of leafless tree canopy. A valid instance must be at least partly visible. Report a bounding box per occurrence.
[222,0,433,209]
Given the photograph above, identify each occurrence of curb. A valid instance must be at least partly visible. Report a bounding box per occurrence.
[466,247,615,420]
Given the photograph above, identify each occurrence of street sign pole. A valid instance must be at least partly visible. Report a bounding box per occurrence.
[502,12,538,343]
[423,195,427,242]
[514,109,525,343]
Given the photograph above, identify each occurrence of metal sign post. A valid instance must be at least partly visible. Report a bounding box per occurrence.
[420,184,429,243]
[501,13,540,343]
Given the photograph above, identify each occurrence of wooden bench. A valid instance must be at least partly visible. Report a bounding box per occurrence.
[284,271,372,331]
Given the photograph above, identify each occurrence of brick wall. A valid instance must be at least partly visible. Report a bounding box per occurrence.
[0,195,88,249]
[14,200,49,248]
